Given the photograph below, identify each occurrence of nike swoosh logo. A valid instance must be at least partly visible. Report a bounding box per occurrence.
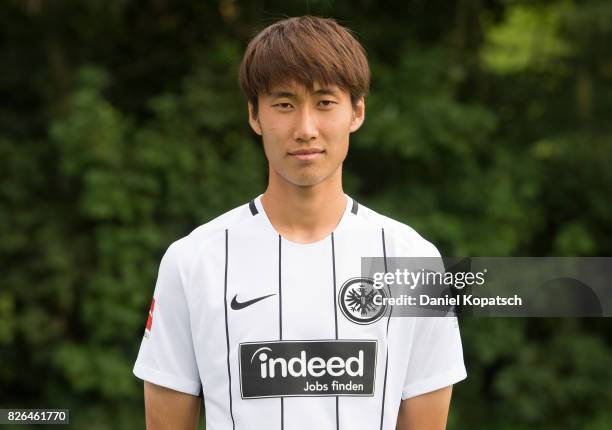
[230,293,276,310]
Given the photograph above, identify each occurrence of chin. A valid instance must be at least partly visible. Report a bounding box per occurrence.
[283,171,329,187]
[273,164,339,188]
[289,176,325,187]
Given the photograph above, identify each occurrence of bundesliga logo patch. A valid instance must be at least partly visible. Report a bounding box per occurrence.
[239,340,377,398]
[144,297,155,338]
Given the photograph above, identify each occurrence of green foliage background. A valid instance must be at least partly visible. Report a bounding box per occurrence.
[1,0,611,428]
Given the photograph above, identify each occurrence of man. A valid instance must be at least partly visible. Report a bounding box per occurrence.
[134,16,467,430]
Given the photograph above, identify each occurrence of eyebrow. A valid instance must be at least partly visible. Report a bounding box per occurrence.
[269,88,340,99]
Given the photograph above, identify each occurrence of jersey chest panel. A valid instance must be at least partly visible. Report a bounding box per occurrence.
[191,222,396,429]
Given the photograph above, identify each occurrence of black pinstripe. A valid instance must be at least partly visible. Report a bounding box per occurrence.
[249,200,258,215]
[224,229,236,430]
[278,235,284,430]
[331,232,339,430]
[379,228,390,430]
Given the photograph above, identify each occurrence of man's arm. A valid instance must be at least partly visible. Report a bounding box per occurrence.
[144,381,201,430]
[396,385,453,430]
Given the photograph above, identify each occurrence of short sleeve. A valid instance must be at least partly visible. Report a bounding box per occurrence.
[133,241,202,395]
[401,315,467,399]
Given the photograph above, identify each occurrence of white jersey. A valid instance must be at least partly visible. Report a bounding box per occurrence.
[133,195,467,430]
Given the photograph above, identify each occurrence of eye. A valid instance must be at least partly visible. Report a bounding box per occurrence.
[318,100,337,108]
[273,102,293,110]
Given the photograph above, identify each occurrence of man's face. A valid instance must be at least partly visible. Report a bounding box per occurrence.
[248,82,365,187]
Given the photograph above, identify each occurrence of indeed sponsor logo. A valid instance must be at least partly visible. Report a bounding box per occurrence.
[239,340,377,399]
[251,347,364,378]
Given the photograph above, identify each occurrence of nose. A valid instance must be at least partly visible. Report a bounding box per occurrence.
[293,106,318,142]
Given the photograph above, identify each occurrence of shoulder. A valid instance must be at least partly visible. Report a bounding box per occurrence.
[354,200,441,258]
[163,200,255,274]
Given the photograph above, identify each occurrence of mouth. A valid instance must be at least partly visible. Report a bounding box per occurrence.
[288,148,325,161]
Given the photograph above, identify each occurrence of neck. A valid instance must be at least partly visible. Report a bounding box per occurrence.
[261,167,347,244]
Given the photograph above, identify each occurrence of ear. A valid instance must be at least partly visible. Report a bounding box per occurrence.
[349,97,365,133]
[248,102,262,136]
